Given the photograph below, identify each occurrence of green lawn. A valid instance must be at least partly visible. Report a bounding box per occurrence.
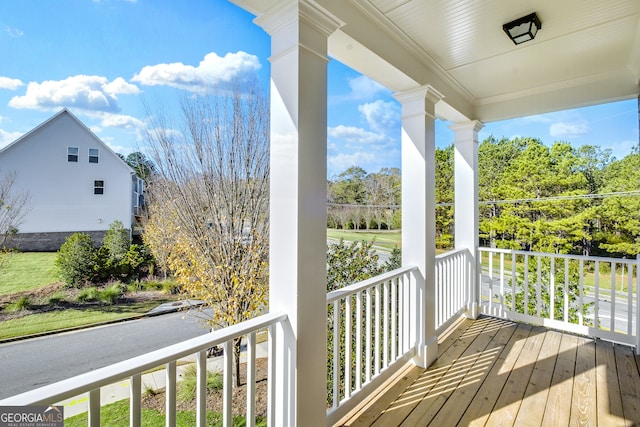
[0,252,58,295]
[64,399,265,427]
[327,229,401,250]
[0,300,172,340]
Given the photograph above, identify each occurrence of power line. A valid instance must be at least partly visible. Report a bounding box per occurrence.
[328,190,640,209]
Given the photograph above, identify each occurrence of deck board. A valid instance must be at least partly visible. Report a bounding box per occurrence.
[337,316,640,427]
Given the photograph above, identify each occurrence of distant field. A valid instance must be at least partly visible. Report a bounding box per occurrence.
[0,252,58,295]
[327,229,401,250]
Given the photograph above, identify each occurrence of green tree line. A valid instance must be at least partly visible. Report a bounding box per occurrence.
[329,137,639,257]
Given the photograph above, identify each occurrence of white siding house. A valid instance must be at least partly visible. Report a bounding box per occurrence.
[0,109,144,251]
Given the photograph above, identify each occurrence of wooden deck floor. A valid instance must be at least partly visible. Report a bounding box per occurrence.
[337,316,640,427]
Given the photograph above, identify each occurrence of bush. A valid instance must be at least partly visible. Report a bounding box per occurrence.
[77,287,100,302]
[55,233,96,287]
[7,296,31,312]
[99,283,125,304]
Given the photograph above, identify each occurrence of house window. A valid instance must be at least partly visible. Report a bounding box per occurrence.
[89,148,99,163]
[94,180,104,195]
[68,147,79,162]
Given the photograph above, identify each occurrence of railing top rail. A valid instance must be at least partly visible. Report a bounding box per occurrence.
[479,247,639,265]
[0,311,288,407]
[326,265,418,304]
[436,247,472,260]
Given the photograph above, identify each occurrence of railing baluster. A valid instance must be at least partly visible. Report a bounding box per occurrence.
[166,361,176,427]
[536,256,542,317]
[391,279,397,361]
[365,288,372,383]
[523,255,529,316]
[196,350,207,427]
[130,374,141,427]
[355,291,362,390]
[578,260,584,326]
[564,258,569,323]
[374,283,381,376]
[333,299,340,407]
[627,263,633,336]
[499,252,505,315]
[594,260,600,328]
[246,332,256,427]
[88,389,100,427]
[223,340,232,427]
[611,262,616,332]
[488,251,494,313]
[383,280,389,369]
[550,257,555,321]
[345,295,352,398]
[267,323,277,427]
[511,253,516,312]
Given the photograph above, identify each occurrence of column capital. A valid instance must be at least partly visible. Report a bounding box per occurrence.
[449,120,484,135]
[393,84,444,106]
[255,0,343,37]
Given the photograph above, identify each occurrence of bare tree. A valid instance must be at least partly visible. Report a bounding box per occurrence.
[142,79,269,386]
[0,170,30,257]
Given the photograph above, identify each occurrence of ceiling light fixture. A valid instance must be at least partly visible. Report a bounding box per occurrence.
[503,12,542,45]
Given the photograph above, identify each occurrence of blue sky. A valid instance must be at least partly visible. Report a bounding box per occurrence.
[1,0,637,178]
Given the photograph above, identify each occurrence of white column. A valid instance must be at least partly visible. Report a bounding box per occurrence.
[256,2,341,426]
[450,121,483,318]
[395,85,443,368]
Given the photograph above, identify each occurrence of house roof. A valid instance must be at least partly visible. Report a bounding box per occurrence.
[0,108,136,175]
[231,0,640,123]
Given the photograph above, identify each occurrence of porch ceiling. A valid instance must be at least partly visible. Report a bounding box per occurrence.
[231,0,640,122]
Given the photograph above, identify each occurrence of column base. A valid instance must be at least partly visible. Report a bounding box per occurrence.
[465,302,479,320]
[414,335,438,369]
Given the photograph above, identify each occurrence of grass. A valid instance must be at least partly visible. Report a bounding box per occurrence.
[0,252,58,295]
[0,300,170,340]
[327,229,401,250]
[63,399,266,427]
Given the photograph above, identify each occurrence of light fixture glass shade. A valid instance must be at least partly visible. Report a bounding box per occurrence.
[503,12,542,45]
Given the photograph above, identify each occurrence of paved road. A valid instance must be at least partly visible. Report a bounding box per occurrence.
[0,308,213,399]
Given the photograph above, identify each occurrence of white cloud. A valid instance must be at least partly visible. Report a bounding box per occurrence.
[358,100,399,133]
[549,120,590,138]
[96,112,145,130]
[0,77,24,90]
[132,51,260,91]
[0,128,24,149]
[328,125,386,145]
[328,152,375,177]
[4,27,23,38]
[348,75,386,100]
[9,75,140,113]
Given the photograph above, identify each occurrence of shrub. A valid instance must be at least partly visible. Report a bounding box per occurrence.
[55,233,96,287]
[7,296,31,312]
[99,283,125,304]
[102,220,130,264]
[77,286,100,302]
[177,365,223,402]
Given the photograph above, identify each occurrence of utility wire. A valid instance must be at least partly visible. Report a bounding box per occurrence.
[328,190,640,209]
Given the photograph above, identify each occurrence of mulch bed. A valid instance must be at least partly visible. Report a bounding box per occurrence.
[142,358,269,418]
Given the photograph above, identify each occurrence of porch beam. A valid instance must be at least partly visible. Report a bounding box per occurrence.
[450,120,483,319]
[395,85,443,368]
[255,1,342,425]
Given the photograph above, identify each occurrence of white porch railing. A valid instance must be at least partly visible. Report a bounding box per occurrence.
[0,312,288,427]
[325,266,418,425]
[435,248,474,334]
[479,248,640,352]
